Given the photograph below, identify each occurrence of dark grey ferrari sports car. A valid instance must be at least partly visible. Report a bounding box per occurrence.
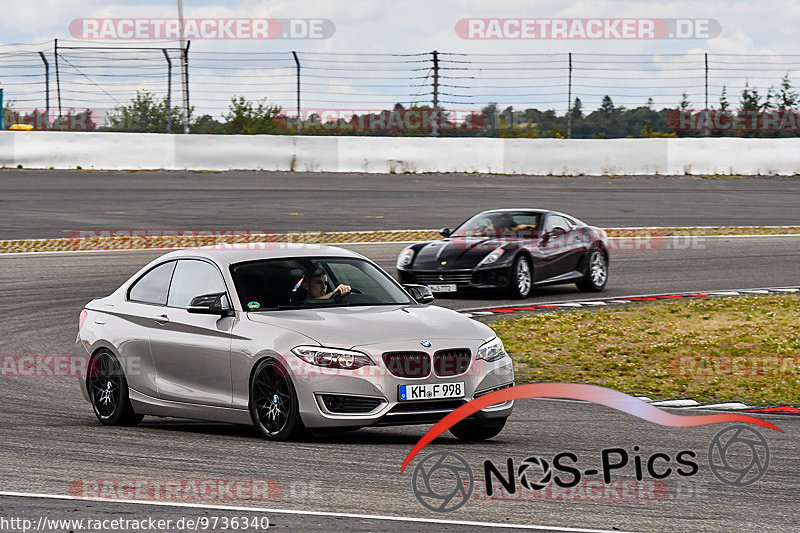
[396,209,609,298]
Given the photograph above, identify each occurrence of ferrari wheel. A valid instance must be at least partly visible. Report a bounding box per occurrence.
[507,255,532,299]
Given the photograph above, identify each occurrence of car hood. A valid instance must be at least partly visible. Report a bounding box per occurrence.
[246,304,493,348]
[413,238,508,268]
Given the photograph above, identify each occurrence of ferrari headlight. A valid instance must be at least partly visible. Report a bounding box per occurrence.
[292,346,375,369]
[478,247,505,266]
[397,248,415,268]
[477,337,507,362]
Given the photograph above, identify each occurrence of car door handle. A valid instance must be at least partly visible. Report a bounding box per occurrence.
[154,314,170,325]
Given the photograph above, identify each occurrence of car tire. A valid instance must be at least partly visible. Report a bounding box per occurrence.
[576,247,608,292]
[449,418,507,441]
[86,349,144,426]
[506,254,533,299]
[250,358,305,441]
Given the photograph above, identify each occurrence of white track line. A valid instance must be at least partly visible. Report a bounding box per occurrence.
[0,491,637,533]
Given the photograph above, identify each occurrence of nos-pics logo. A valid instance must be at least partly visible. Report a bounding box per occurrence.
[411,424,770,512]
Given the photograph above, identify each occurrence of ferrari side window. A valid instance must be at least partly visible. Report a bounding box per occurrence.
[544,215,572,236]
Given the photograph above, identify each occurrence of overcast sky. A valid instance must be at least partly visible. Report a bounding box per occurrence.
[3,0,797,54]
[2,1,799,119]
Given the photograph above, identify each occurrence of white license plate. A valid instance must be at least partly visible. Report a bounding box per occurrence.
[399,382,465,401]
[427,283,457,293]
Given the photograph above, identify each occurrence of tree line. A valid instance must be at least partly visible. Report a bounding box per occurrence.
[4,73,799,137]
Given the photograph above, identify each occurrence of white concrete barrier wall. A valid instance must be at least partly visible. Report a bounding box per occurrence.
[2,131,800,175]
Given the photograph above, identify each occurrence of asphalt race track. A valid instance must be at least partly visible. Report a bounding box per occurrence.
[1,236,799,531]
[1,170,800,239]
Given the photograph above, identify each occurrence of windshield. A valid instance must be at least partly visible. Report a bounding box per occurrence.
[450,211,541,240]
[230,256,414,311]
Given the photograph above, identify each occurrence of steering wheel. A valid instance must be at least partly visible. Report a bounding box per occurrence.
[331,286,362,303]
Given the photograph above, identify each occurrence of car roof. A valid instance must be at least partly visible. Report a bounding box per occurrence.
[476,209,587,225]
[154,242,365,266]
[480,208,549,214]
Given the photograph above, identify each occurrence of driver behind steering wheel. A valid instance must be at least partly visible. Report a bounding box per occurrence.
[298,268,351,301]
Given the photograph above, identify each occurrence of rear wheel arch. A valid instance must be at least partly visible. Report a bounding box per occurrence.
[86,348,143,426]
[576,245,609,292]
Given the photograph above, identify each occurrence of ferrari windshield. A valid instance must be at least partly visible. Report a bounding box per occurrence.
[230,256,414,310]
[450,211,541,239]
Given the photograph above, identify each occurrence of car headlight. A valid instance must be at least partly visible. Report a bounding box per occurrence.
[292,346,375,369]
[478,247,505,266]
[397,248,415,268]
[477,337,508,362]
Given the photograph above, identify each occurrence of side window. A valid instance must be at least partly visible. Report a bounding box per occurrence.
[128,261,176,305]
[509,214,539,229]
[167,259,227,309]
[544,215,571,234]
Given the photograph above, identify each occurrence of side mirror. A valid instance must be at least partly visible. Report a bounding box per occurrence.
[439,227,451,238]
[188,292,234,316]
[403,284,434,304]
[550,227,566,238]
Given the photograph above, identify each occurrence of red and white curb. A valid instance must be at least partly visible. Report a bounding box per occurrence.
[461,286,800,317]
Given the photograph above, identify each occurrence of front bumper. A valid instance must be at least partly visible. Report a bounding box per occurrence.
[283,340,515,429]
[397,266,513,291]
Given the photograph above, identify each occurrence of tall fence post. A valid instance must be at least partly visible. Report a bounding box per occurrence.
[431,50,439,137]
[54,39,61,116]
[39,52,50,121]
[163,49,172,134]
[567,52,572,139]
[0,88,4,130]
[292,51,301,135]
[181,41,190,134]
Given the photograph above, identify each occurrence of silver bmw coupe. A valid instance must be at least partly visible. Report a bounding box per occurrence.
[77,244,514,441]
